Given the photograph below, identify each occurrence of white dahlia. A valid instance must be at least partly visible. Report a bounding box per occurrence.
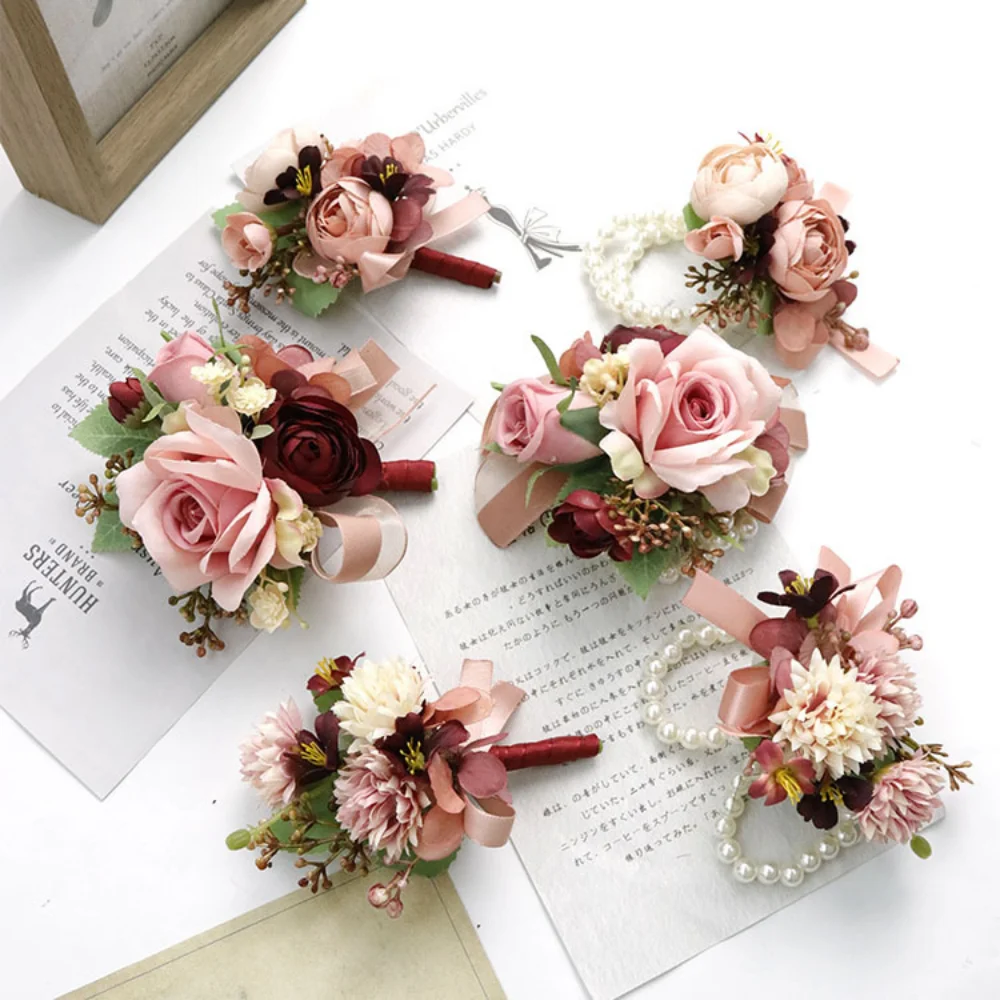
[769,649,885,779]
[334,657,425,751]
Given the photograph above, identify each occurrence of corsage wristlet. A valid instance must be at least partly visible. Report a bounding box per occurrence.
[228,654,600,916]
[71,320,434,655]
[477,325,806,596]
[216,128,500,319]
[639,547,971,887]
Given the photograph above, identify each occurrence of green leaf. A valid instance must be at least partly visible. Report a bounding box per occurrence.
[559,405,606,446]
[524,465,554,506]
[755,281,776,337]
[265,775,340,849]
[250,424,274,440]
[556,379,579,414]
[910,834,932,859]
[142,401,168,423]
[286,271,340,318]
[554,456,614,505]
[214,200,305,231]
[483,441,505,455]
[212,202,243,229]
[530,335,568,386]
[70,402,161,458]
[312,689,343,713]
[131,368,166,409]
[741,736,763,753]
[683,202,707,231]
[490,381,507,392]
[91,508,134,553]
[614,547,671,599]
[407,851,459,879]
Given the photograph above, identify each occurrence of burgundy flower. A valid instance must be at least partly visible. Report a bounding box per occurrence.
[355,155,436,248]
[796,775,874,829]
[376,712,470,776]
[547,490,632,561]
[758,569,854,620]
[600,325,686,356]
[288,709,341,787]
[265,145,323,205]
[107,377,145,424]
[307,653,362,698]
[259,386,382,506]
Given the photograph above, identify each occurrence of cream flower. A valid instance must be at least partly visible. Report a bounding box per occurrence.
[769,649,885,779]
[248,580,290,632]
[334,656,425,751]
[191,358,237,390]
[226,376,277,417]
[580,349,629,406]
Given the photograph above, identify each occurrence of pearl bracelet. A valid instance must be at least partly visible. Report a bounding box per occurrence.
[639,619,860,888]
[582,211,699,328]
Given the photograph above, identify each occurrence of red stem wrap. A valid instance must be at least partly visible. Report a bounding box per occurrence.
[411,247,501,289]
[489,734,601,771]
[377,460,436,493]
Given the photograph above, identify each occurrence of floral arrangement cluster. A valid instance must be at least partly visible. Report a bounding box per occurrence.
[216,127,497,319]
[229,654,600,915]
[71,318,433,655]
[687,556,972,856]
[481,325,799,596]
[682,134,872,370]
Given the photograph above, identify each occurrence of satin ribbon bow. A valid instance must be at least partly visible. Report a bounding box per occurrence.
[682,547,903,736]
[357,192,491,292]
[416,660,526,860]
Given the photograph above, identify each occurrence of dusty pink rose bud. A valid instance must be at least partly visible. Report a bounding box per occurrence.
[148,331,214,404]
[222,212,274,271]
[107,377,145,424]
[768,198,849,302]
[684,216,745,261]
[302,178,393,266]
[899,599,918,619]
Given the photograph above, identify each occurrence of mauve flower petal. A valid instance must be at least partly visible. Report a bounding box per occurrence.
[428,754,465,814]
[416,805,466,861]
[458,751,509,799]
[753,739,784,772]
[749,618,809,660]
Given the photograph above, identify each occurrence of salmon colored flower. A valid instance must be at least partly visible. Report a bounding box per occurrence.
[748,739,816,805]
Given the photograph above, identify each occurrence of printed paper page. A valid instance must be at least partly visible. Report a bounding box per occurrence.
[0,216,469,799]
[386,449,885,1000]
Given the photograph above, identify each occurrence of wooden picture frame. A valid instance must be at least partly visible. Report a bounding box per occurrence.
[0,0,305,223]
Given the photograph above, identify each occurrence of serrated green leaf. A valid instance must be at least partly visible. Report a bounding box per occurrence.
[741,736,763,753]
[553,456,614,505]
[287,271,340,318]
[559,405,606,447]
[259,202,306,228]
[530,335,569,386]
[407,851,459,878]
[910,834,932,859]
[212,202,244,229]
[614,547,670,599]
[683,202,707,231]
[70,402,161,458]
[91,508,134,553]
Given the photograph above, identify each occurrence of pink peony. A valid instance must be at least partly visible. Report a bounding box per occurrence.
[321,131,452,189]
[239,699,303,809]
[238,126,325,214]
[334,746,431,863]
[490,377,602,466]
[781,156,814,202]
[115,404,296,610]
[222,212,273,271]
[598,327,782,509]
[855,652,922,738]
[690,142,788,225]
[768,198,849,303]
[684,216,745,261]
[148,331,215,405]
[856,753,944,844]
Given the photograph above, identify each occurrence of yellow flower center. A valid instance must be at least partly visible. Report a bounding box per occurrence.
[819,783,844,806]
[774,767,804,803]
[295,164,313,196]
[379,161,399,186]
[786,575,813,596]
[298,740,326,767]
[314,657,337,684]
[401,738,427,775]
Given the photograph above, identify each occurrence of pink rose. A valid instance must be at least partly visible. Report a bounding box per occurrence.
[599,327,782,510]
[321,131,453,189]
[768,198,849,302]
[690,143,788,226]
[490,378,602,466]
[781,156,814,202]
[148,331,214,404]
[684,216,745,261]
[116,405,296,610]
[238,126,325,214]
[296,178,393,271]
[222,212,273,271]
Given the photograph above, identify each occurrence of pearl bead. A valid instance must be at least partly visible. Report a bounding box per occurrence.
[662,642,682,666]
[716,838,741,864]
[714,816,737,838]
[780,864,804,887]
[715,535,731,551]
[798,851,821,873]
[660,567,681,586]
[677,627,696,649]
[583,252,601,270]
[732,773,751,794]
[668,306,683,323]
[647,305,663,323]
[640,677,665,700]
[609,291,625,311]
[837,823,859,848]
[656,721,679,744]
[733,860,757,883]
[817,835,840,862]
[624,241,643,262]
[756,863,779,885]
[641,701,663,726]
[597,225,616,240]
[645,656,667,678]
[696,624,718,647]
[612,214,629,227]
[596,282,612,301]
[717,631,736,645]
[723,794,745,818]
[739,518,759,539]
[706,727,728,749]
[680,727,704,750]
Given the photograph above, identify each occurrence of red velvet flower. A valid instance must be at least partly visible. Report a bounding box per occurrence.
[547,490,632,561]
[107,377,145,424]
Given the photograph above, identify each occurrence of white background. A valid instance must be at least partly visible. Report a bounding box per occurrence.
[2,2,998,998]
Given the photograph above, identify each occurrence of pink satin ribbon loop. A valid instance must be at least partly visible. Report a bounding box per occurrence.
[463,795,516,848]
[682,569,767,647]
[310,496,408,584]
[718,665,774,736]
[475,451,568,549]
[335,340,399,409]
[456,658,526,742]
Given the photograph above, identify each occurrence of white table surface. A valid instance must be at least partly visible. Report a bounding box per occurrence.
[2,3,998,998]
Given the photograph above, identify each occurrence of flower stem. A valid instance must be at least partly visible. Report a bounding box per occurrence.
[490,734,601,770]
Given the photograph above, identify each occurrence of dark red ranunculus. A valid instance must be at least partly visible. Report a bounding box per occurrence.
[260,386,382,506]
[600,324,686,356]
[547,490,633,562]
[107,377,145,424]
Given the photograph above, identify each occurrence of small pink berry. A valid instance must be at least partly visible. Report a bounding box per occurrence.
[899,599,918,619]
[367,884,389,908]
[386,898,403,919]
[908,635,923,651]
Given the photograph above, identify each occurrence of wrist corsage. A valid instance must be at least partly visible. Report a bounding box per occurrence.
[71,322,434,655]
[477,325,806,596]
[216,127,499,319]
[228,655,600,916]
[639,547,971,887]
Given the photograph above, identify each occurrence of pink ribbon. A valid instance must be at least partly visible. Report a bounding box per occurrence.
[357,192,490,292]
[310,496,408,584]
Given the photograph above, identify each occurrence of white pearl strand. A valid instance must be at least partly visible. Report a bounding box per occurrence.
[639,618,861,888]
[582,212,699,328]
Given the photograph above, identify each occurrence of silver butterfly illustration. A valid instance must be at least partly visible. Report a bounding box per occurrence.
[93,0,113,28]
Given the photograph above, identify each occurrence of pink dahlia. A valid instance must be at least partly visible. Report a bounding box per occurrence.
[856,753,944,844]
[239,699,304,810]
[334,747,430,863]
[855,652,922,739]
